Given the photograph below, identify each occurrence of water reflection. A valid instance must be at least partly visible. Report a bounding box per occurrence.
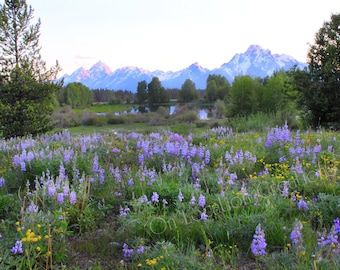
[96,105,210,120]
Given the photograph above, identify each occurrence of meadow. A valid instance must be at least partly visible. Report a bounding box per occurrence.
[0,120,339,269]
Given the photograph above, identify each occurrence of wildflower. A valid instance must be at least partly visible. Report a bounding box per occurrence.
[318,227,338,247]
[138,195,148,204]
[81,144,87,153]
[162,199,168,205]
[62,185,69,196]
[178,190,184,202]
[57,193,64,204]
[281,181,289,197]
[189,194,196,205]
[334,218,340,234]
[204,149,210,164]
[20,161,26,171]
[112,147,120,153]
[122,243,134,258]
[92,154,99,172]
[27,202,38,213]
[128,179,134,185]
[69,191,77,204]
[241,183,248,196]
[290,220,303,246]
[136,245,145,254]
[200,209,208,221]
[197,194,206,208]
[10,240,23,254]
[251,224,267,256]
[0,177,5,187]
[297,199,308,210]
[119,206,130,217]
[151,192,159,203]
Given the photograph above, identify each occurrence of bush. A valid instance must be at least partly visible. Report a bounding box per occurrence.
[83,116,107,126]
[173,110,198,123]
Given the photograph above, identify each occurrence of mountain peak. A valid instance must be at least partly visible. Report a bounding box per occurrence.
[245,45,271,55]
[89,61,111,74]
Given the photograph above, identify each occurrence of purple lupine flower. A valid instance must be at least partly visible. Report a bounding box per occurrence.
[27,202,38,213]
[200,209,208,221]
[241,183,248,196]
[136,245,145,254]
[251,224,267,256]
[119,206,130,217]
[187,134,192,142]
[297,199,309,210]
[334,218,340,234]
[189,194,196,205]
[151,192,159,203]
[290,220,303,246]
[0,177,6,187]
[48,184,56,196]
[92,155,99,172]
[197,194,206,208]
[138,195,148,204]
[20,161,26,171]
[162,199,168,205]
[328,145,333,152]
[282,181,289,197]
[69,191,77,204]
[318,227,338,246]
[81,144,87,153]
[138,153,144,164]
[112,147,120,153]
[63,185,69,196]
[57,193,64,204]
[128,179,134,185]
[178,191,184,202]
[204,150,210,164]
[122,243,134,258]
[59,162,66,180]
[99,168,105,184]
[10,240,23,254]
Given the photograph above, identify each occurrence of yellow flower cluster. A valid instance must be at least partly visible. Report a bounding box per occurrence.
[145,255,164,266]
[21,229,41,243]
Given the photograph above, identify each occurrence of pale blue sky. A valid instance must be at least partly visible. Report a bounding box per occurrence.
[26,0,339,75]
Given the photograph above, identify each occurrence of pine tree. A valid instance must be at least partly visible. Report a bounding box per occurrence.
[306,13,340,127]
[0,0,61,138]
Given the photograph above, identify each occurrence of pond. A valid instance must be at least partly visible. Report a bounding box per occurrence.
[96,105,210,120]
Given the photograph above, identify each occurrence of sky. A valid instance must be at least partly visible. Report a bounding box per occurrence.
[25,0,339,76]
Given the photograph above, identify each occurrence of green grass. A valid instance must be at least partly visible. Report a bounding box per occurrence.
[73,104,134,113]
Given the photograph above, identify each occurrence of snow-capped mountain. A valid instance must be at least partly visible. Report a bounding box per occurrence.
[61,45,307,92]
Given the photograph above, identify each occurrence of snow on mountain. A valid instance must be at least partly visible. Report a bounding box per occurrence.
[61,45,307,92]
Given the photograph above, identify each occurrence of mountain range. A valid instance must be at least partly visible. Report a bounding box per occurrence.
[60,45,307,92]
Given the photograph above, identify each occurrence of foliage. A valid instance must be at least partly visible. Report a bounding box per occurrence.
[61,82,93,109]
[136,80,148,105]
[179,79,199,103]
[306,13,340,128]
[147,77,169,109]
[0,0,61,139]
[205,74,231,103]
[228,75,260,117]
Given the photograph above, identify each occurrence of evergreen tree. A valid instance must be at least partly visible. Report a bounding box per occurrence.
[179,79,198,103]
[306,13,340,127]
[136,80,148,105]
[0,0,61,138]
